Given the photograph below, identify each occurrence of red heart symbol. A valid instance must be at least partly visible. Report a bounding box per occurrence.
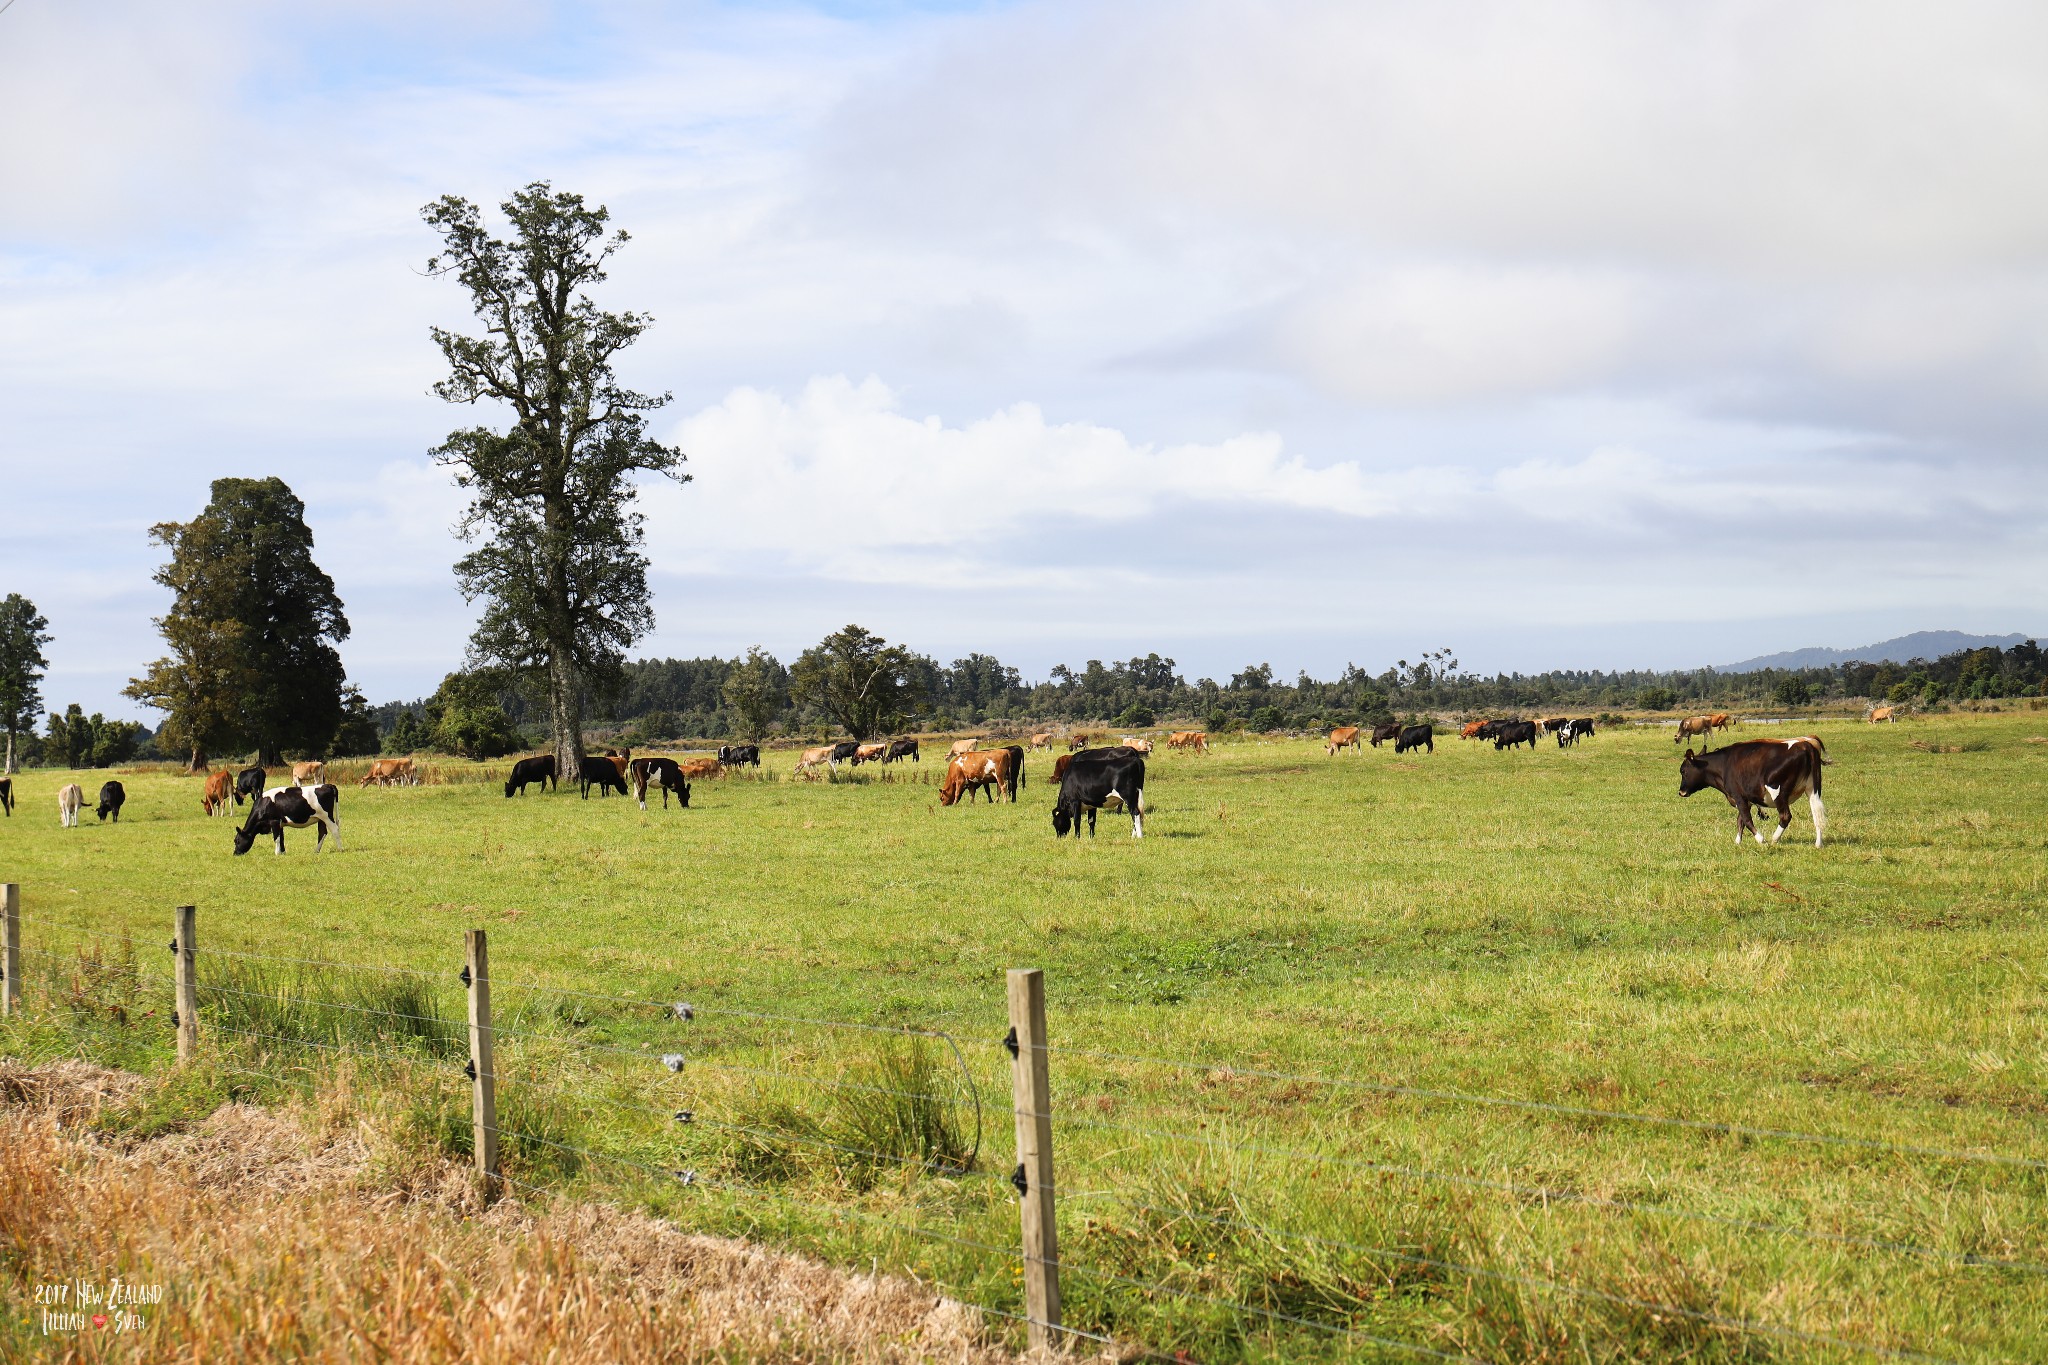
[92,1314,108,1329]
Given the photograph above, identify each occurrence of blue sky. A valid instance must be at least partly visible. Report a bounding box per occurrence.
[3,0,2045,718]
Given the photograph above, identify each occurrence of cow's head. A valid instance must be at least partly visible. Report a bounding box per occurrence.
[1052,801,1074,837]
[1677,749,1711,797]
[232,814,262,855]
[938,772,963,806]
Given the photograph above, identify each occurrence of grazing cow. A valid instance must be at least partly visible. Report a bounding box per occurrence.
[233,784,341,855]
[235,766,267,806]
[580,755,628,799]
[1052,748,1146,839]
[1029,733,1053,750]
[1067,734,1091,752]
[1122,737,1154,755]
[1395,724,1433,754]
[1052,746,1133,784]
[949,738,980,759]
[1679,741,1827,847]
[0,776,12,817]
[57,782,82,827]
[1557,718,1596,748]
[1708,713,1733,731]
[1867,706,1896,724]
[1493,721,1539,751]
[939,747,1016,805]
[1167,730,1209,753]
[1326,726,1361,756]
[504,754,557,797]
[1674,716,1715,745]
[717,744,762,767]
[291,760,325,786]
[853,742,889,765]
[1369,722,1403,748]
[883,739,920,764]
[202,769,234,816]
[678,757,724,780]
[358,758,410,787]
[827,741,860,765]
[629,757,692,810]
[94,780,126,823]
[1459,721,1489,740]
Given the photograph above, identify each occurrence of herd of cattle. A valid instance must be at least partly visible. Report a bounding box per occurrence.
[0,704,1835,850]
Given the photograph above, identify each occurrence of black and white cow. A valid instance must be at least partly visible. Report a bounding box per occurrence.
[95,781,126,822]
[504,754,557,797]
[629,756,692,810]
[717,744,761,768]
[884,738,920,764]
[233,784,341,855]
[1394,724,1433,754]
[1679,740,1827,847]
[1492,721,1539,751]
[234,765,267,806]
[1557,718,1596,748]
[1052,748,1146,839]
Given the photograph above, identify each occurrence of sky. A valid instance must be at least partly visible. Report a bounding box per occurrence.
[3,0,2045,719]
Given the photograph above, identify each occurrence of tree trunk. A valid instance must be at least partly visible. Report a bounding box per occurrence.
[549,651,586,784]
[3,729,13,775]
[189,747,208,773]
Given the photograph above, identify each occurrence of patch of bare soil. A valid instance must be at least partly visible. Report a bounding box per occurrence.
[0,1061,1044,1363]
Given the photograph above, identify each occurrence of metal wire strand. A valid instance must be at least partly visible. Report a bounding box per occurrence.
[193,943,445,982]
[1045,1042,2046,1171]
[1029,1107,2048,1274]
[486,976,988,1045]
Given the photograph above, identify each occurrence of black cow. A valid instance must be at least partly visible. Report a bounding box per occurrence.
[717,744,761,768]
[1493,721,1539,751]
[1002,744,1026,800]
[233,784,340,855]
[828,741,860,764]
[1394,724,1433,754]
[0,776,12,817]
[580,755,628,799]
[95,781,126,822]
[883,738,919,764]
[504,754,557,797]
[1052,749,1146,839]
[1679,739,1827,847]
[1557,718,1596,748]
[629,757,691,810]
[234,765,267,806]
[1368,721,1403,748]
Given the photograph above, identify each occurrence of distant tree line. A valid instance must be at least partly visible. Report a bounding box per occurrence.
[367,632,2048,752]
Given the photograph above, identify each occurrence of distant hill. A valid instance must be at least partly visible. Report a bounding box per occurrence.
[1715,631,2034,673]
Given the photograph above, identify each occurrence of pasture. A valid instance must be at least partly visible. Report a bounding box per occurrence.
[3,713,2046,1361]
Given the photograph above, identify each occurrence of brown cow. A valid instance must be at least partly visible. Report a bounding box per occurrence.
[1168,730,1209,753]
[948,738,979,759]
[795,745,837,776]
[1868,706,1896,724]
[291,761,325,785]
[679,757,725,780]
[1679,740,1827,847]
[1368,722,1403,747]
[1122,736,1154,755]
[1327,726,1361,756]
[1029,733,1054,750]
[1067,733,1098,752]
[1708,713,1733,731]
[202,768,234,816]
[939,748,1015,805]
[1459,720,1488,740]
[1674,716,1714,744]
[358,758,416,787]
[853,742,889,765]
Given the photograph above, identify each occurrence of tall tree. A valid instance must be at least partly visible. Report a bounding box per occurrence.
[0,593,51,774]
[790,625,923,740]
[423,182,687,783]
[720,647,788,741]
[125,478,350,766]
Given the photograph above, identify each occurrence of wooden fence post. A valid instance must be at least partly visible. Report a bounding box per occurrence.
[465,929,500,1199]
[2,885,19,1017]
[174,905,198,1065]
[1007,967,1062,1352]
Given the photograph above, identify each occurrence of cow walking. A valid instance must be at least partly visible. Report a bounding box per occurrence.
[1394,724,1433,754]
[717,744,762,767]
[1679,741,1827,847]
[57,783,82,827]
[1493,721,1539,751]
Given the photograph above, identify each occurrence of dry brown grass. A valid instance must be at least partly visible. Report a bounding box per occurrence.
[0,1062,1027,1364]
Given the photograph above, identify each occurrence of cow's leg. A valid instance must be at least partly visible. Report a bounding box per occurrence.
[1770,799,1793,843]
[1130,788,1145,838]
[1809,791,1826,846]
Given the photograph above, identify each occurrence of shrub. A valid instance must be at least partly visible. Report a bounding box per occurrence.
[1249,705,1285,732]
[1637,688,1677,711]
[1115,704,1155,728]
[1772,676,1812,707]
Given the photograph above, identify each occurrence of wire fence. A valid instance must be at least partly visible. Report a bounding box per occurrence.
[0,893,2034,1362]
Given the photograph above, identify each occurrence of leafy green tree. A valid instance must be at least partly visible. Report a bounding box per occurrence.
[0,593,51,774]
[790,626,922,740]
[385,709,429,755]
[720,647,787,741]
[1637,687,1677,711]
[331,686,382,757]
[43,704,143,769]
[423,182,687,784]
[423,670,524,759]
[1772,676,1812,708]
[1115,703,1155,728]
[125,478,349,766]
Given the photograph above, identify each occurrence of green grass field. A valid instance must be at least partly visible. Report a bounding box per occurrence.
[4,711,2046,1361]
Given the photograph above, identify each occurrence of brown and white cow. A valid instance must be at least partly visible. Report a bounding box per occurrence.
[1327,726,1361,756]
[1679,740,1827,847]
[939,748,1016,805]
[202,768,235,816]
[853,742,890,765]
